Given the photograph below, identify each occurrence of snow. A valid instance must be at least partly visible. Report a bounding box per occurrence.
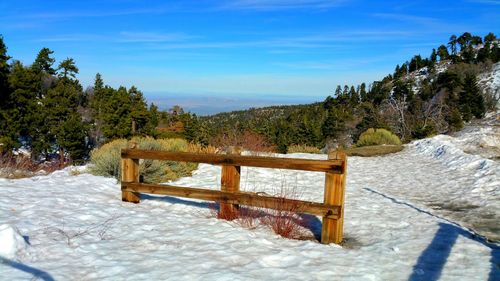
[1,126,499,280]
[0,224,27,259]
[478,62,500,107]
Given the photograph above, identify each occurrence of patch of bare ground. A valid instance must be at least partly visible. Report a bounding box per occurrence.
[341,145,404,157]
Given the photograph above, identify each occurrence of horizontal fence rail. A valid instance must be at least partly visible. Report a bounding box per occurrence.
[120,144,347,244]
[122,182,341,219]
[122,149,344,173]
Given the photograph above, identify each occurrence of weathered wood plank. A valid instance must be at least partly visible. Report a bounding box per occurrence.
[121,149,343,173]
[121,143,140,203]
[321,151,347,244]
[220,147,241,220]
[122,182,340,219]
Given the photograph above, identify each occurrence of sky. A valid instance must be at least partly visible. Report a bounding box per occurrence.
[0,0,499,113]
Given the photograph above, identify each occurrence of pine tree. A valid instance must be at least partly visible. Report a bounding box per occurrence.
[129,86,150,135]
[349,85,359,106]
[0,36,15,152]
[359,83,367,102]
[484,32,496,43]
[448,35,458,56]
[437,45,449,61]
[45,58,87,163]
[32,48,56,75]
[59,113,88,163]
[460,74,485,120]
[0,35,10,101]
[430,48,437,62]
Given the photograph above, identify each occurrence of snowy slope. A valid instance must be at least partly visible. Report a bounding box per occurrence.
[1,131,499,280]
[478,62,500,107]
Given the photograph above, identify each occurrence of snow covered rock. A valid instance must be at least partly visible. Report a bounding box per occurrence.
[0,224,27,259]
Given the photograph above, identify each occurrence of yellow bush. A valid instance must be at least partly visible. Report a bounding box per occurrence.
[89,137,198,183]
[356,128,402,147]
[286,144,321,154]
[187,143,219,154]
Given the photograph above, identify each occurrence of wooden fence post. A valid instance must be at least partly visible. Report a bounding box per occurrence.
[219,146,241,220]
[321,151,347,244]
[122,142,140,203]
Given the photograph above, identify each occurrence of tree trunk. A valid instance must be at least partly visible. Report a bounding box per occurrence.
[59,147,65,168]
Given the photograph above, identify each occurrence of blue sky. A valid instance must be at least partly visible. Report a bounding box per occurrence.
[1,0,499,102]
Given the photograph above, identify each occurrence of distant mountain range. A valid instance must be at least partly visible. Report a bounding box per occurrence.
[145,93,325,116]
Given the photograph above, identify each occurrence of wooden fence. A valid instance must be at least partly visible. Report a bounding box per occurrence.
[121,144,347,244]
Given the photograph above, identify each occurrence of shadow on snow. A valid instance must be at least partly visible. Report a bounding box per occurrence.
[0,256,55,281]
[363,187,499,281]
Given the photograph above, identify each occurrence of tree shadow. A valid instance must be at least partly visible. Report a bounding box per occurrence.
[409,222,499,281]
[0,256,55,281]
[362,187,499,281]
[140,194,211,209]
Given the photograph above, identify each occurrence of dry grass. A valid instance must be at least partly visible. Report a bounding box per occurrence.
[287,144,321,154]
[187,143,219,154]
[341,145,404,157]
[0,155,64,179]
[88,137,199,183]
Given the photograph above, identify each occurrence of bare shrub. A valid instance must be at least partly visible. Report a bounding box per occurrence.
[0,154,64,179]
[206,179,310,240]
[258,184,309,240]
[210,130,276,154]
[41,215,122,246]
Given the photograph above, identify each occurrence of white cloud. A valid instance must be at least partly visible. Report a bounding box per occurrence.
[218,0,348,11]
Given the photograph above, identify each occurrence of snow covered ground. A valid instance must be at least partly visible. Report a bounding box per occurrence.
[479,62,500,104]
[1,122,499,280]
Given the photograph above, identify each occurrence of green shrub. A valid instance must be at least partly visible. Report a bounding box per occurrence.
[89,137,197,183]
[286,144,321,154]
[356,128,402,147]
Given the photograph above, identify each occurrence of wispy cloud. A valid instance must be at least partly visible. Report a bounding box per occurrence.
[118,32,196,43]
[145,30,415,51]
[34,31,194,44]
[15,7,168,21]
[371,13,440,25]
[370,13,469,33]
[34,34,106,43]
[466,0,500,4]
[218,0,348,11]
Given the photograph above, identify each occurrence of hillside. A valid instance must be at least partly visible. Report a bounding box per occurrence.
[1,118,498,280]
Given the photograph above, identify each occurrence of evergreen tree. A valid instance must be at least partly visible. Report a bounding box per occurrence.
[32,48,56,75]
[459,74,485,120]
[129,86,150,135]
[101,86,132,139]
[448,35,458,56]
[447,108,464,131]
[334,85,342,98]
[437,45,449,61]
[59,113,88,163]
[0,36,15,151]
[408,55,420,72]
[45,58,87,162]
[359,83,367,101]
[430,48,437,62]
[349,85,359,106]
[484,32,496,43]
[58,58,79,79]
[0,35,10,102]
